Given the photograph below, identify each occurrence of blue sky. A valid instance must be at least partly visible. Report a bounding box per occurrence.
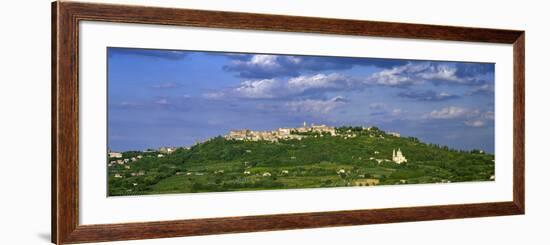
[108,47,495,153]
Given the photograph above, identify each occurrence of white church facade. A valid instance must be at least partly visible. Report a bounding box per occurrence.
[392,148,407,164]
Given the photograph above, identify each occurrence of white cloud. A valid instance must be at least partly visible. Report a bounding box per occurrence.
[228,54,301,71]
[248,55,280,68]
[219,73,358,99]
[223,54,301,79]
[287,73,350,93]
[233,78,281,99]
[426,106,495,127]
[417,65,460,82]
[206,61,491,101]
[286,56,302,64]
[465,120,485,127]
[397,90,459,101]
[468,84,494,95]
[368,63,420,86]
[367,62,483,87]
[427,106,470,119]
[286,96,346,114]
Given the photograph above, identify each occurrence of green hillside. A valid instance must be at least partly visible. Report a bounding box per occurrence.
[108,127,494,196]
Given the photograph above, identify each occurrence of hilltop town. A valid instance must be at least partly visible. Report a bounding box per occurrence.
[107,123,494,196]
[223,122,408,164]
[107,122,411,181]
[225,122,335,142]
[225,121,400,142]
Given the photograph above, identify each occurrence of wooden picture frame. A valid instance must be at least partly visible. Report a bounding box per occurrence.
[52,1,525,244]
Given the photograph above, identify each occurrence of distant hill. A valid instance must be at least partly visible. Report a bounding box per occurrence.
[108,126,494,196]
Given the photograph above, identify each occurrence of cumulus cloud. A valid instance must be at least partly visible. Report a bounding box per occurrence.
[223,54,407,79]
[222,53,493,87]
[426,106,470,119]
[464,120,486,127]
[233,79,282,99]
[367,63,424,87]
[417,64,461,82]
[223,55,300,78]
[398,90,459,101]
[207,60,494,100]
[205,73,362,100]
[425,106,494,127]
[287,73,352,93]
[249,55,281,67]
[367,62,491,87]
[286,96,347,114]
[468,84,494,95]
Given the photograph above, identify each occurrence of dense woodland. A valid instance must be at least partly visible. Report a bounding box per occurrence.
[108,127,494,196]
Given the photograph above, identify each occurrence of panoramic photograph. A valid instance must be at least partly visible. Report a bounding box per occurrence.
[107,47,495,196]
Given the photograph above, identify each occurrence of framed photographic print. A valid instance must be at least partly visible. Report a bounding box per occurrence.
[52,1,525,244]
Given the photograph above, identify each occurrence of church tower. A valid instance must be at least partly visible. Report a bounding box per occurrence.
[392,148,407,164]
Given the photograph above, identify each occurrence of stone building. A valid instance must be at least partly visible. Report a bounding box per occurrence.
[159,146,177,154]
[225,122,335,142]
[226,129,250,140]
[388,132,401,137]
[277,128,292,136]
[310,123,336,136]
[392,148,407,164]
[108,151,122,158]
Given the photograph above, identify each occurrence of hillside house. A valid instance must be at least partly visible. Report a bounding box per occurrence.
[159,147,176,154]
[108,151,122,158]
[388,132,401,137]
